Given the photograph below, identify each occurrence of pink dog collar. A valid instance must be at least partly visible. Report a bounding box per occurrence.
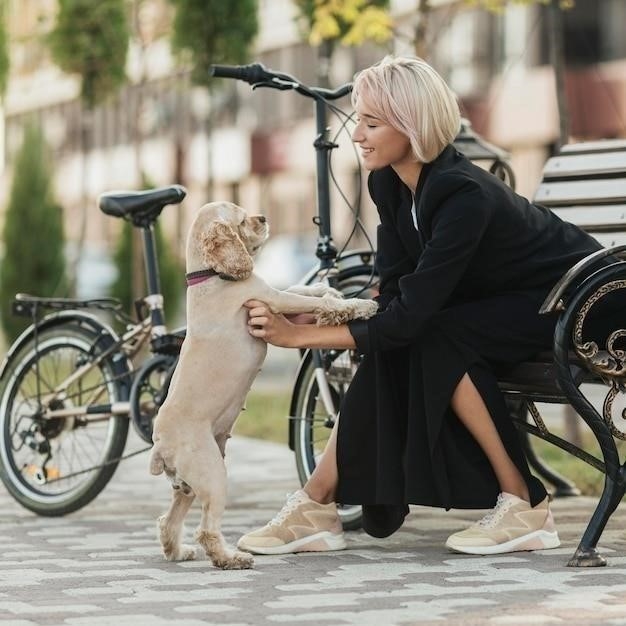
[185,268,218,287]
[185,268,238,287]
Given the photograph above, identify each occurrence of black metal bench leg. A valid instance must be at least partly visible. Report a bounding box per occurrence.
[520,429,581,497]
[568,472,626,567]
[507,398,581,497]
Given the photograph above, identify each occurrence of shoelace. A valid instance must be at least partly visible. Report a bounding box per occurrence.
[268,492,306,527]
[476,494,516,529]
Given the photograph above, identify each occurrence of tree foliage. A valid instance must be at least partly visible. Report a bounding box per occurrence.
[0,0,10,96]
[294,0,392,47]
[110,219,184,323]
[48,0,129,109]
[0,127,67,341]
[169,0,259,86]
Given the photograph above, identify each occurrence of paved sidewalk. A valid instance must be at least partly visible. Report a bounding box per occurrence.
[2,434,626,626]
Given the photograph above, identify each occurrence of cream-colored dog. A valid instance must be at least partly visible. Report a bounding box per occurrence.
[149,201,377,569]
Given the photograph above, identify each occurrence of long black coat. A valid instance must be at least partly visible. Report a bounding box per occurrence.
[337,145,601,538]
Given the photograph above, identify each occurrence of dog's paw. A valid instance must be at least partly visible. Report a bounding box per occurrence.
[213,550,254,570]
[349,298,378,320]
[315,298,378,326]
[179,544,198,561]
[160,544,197,562]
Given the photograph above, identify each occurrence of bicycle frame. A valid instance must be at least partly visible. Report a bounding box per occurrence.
[7,211,175,425]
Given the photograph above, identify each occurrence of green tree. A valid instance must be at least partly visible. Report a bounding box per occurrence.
[110,195,184,324]
[48,0,130,291]
[0,0,10,96]
[169,0,259,87]
[169,0,259,200]
[0,127,67,341]
[293,0,392,85]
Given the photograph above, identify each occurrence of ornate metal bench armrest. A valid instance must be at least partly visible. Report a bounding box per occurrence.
[540,245,626,314]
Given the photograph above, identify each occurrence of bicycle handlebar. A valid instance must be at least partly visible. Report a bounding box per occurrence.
[210,62,352,101]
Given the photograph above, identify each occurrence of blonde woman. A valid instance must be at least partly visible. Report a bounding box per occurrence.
[237,56,601,556]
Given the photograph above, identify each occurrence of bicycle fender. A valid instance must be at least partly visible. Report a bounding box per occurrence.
[299,249,376,286]
[0,310,132,386]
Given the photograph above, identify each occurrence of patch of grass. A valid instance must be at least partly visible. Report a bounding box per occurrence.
[531,437,606,496]
[529,427,626,497]
[233,389,292,444]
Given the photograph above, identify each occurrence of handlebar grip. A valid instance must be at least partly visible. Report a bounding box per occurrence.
[210,63,271,85]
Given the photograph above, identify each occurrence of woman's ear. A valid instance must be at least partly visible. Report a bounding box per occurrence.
[202,220,253,280]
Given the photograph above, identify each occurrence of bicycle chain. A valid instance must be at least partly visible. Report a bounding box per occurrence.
[41,445,152,484]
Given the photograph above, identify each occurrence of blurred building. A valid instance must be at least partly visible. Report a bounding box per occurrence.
[2,0,625,281]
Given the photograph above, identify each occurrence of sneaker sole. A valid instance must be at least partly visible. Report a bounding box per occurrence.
[445,529,560,556]
[237,531,347,555]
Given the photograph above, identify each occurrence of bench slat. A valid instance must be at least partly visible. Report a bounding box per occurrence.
[534,178,626,206]
[542,151,626,179]
[587,232,626,248]
[550,205,626,231]
[559,139,626,155]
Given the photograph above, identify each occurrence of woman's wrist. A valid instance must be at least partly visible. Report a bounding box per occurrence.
[291,323,356,350]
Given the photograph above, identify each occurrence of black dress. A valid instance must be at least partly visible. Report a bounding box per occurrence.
[338,145,602,538]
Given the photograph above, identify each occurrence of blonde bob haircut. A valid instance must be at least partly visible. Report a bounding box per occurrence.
[352,56,461,163]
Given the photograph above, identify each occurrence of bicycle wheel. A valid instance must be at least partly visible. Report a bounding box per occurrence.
[0,324,130,516]
[291,267,377,530]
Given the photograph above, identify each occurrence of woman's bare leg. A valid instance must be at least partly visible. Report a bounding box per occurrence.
[304,373,530,505]
[451,373,530,501]
[302,417,339,504]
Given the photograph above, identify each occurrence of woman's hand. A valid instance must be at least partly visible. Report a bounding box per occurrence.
[245,300,304,348]
[244,300,357,351]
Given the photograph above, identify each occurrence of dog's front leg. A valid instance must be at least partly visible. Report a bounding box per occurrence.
[259,288,378,325]
[157,488,197,561]
[284,283,343,299]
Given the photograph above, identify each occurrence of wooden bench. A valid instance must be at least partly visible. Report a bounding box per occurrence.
[496,139,626,567]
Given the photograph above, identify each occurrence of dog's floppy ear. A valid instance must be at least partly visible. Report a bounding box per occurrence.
[202,220,253,280]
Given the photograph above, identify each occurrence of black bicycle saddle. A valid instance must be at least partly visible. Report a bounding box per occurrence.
[98,185,187,226]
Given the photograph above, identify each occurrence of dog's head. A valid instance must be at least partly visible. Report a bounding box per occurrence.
[187,201,269,281]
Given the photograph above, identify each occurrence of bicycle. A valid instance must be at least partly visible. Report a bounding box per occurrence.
[0,185,187,515]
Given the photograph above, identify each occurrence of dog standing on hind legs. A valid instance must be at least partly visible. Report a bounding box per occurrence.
[149,201,377,569]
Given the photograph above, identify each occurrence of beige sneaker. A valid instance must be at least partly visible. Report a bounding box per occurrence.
[237,490,346,555]
[445,492,560,555]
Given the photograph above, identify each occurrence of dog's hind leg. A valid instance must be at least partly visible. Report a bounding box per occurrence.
[157,487,197,561]
[183,439,253,569]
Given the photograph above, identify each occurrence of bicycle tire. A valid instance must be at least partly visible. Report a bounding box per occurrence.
[0,324,129,516]
[290,265,377,530]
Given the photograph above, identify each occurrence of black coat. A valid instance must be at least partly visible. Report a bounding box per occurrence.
[337,146,601,537]
[348,145,601,353]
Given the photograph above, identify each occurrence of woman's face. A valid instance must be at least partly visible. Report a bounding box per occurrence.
[352,95,413,172]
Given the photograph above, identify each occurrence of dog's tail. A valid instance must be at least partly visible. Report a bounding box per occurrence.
[149,446,165,475]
